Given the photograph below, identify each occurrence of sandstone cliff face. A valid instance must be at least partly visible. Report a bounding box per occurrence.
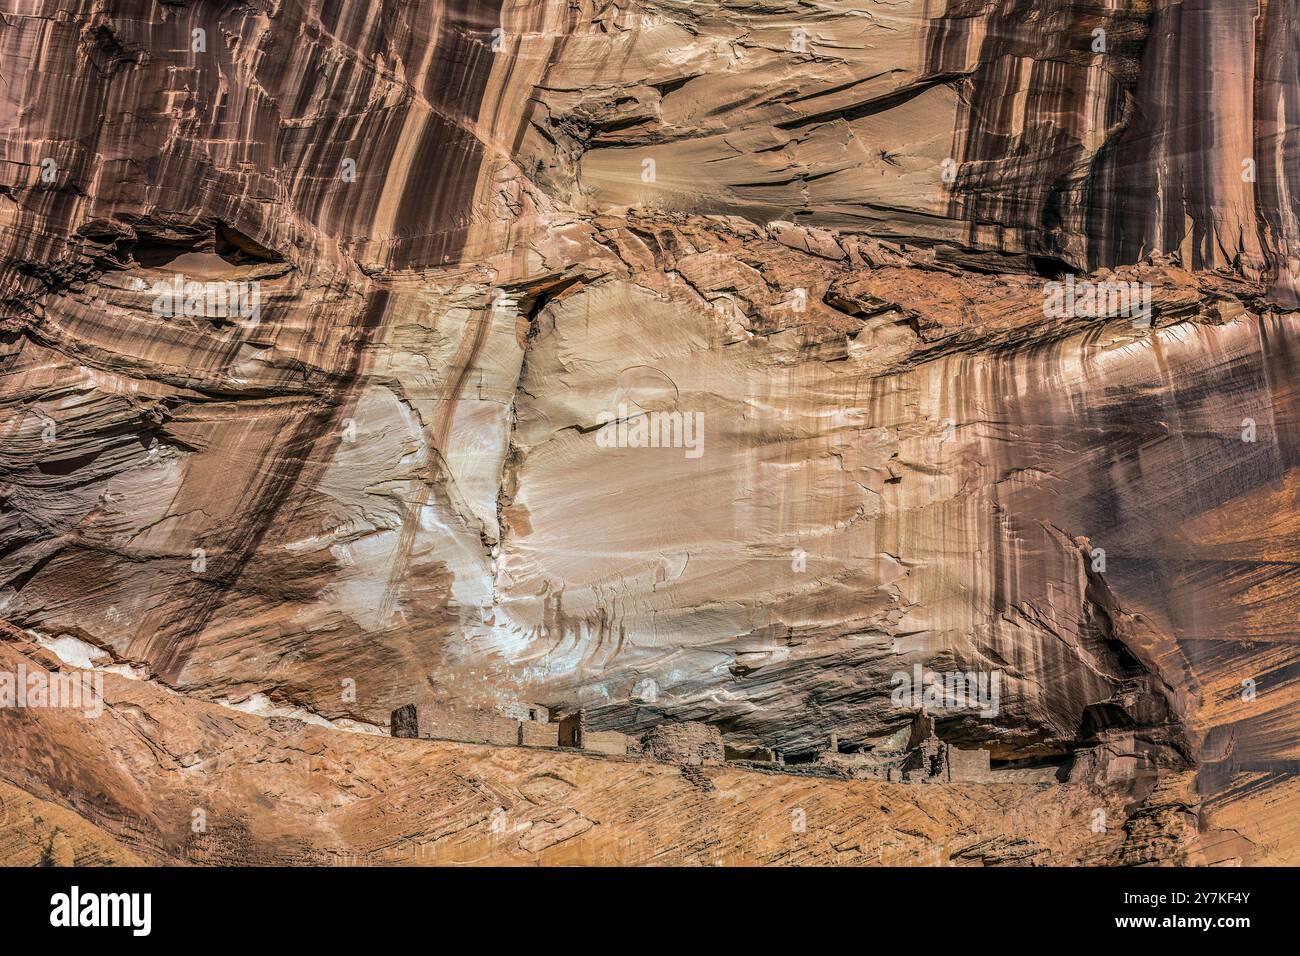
[1,0,1297,865]
[0,637,1238,866]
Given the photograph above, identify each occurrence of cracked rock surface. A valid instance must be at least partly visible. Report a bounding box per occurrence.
[1,0,1297,864]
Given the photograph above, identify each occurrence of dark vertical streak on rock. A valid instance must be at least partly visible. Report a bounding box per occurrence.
[923,0,1150,269]
[388,0,506,269]
[1087,0,1272,280]
[1252,0,1300,305]
[146,290,392,682]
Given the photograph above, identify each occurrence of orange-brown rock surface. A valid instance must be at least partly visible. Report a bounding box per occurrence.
[0,635,1248,866]
[0,0,1296,866]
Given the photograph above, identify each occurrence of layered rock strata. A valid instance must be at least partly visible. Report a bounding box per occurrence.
[1,0,1296,864]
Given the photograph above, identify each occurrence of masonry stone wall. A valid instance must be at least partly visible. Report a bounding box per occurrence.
[416,705,521,745]
[947,745,992,782]
[391,703,419,739]
[519,720,560,748]
[389,703,540,747]
[556,709,635,756]
[557,710,585,748]
[583,729,631,756]
[641,721,724,766]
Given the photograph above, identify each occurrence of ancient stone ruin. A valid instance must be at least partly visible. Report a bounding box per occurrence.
[639,721,725,767]
[390,700,1003,786]
[390,702,556,749]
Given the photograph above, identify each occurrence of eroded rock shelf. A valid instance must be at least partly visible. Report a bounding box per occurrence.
[0,0,1296,866]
